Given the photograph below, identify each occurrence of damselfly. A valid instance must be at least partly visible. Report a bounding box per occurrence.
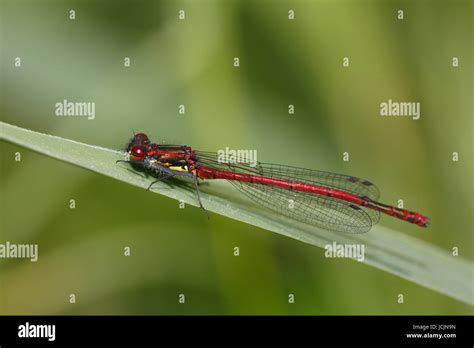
[118,133,430,233]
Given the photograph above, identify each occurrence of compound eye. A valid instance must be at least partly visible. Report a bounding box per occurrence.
[134,132,149,145]
[130,146,146,161]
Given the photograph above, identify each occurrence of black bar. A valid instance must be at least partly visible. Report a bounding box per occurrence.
[0,315,472,345]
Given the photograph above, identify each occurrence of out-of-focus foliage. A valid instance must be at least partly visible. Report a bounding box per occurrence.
[0,0,472,314]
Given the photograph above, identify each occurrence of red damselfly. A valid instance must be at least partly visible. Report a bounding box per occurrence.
[118,133,430,234]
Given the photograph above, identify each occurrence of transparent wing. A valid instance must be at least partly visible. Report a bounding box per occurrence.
[229,179,379,233]
[195,151,380,233]
[195,151,380,200]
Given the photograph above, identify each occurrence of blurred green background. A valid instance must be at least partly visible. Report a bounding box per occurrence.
[1,0,472,314]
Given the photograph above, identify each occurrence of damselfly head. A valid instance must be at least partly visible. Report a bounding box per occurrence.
[126,132,150,151]
[130,145,146,162]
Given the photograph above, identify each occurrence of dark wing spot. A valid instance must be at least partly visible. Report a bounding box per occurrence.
[347,177,359,183]
[349,204,361,210]
[362,180,373,186]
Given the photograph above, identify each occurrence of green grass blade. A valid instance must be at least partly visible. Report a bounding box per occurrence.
[1,121,473,305]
